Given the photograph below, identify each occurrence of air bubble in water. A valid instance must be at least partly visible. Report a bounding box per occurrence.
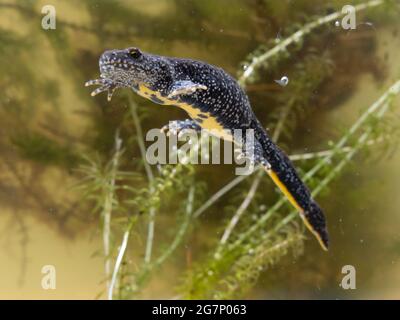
[275,76,289,87]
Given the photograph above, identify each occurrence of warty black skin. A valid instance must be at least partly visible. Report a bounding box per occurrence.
[85,47,329,250]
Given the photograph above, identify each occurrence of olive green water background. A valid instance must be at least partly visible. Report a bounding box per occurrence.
[0,0,399,299]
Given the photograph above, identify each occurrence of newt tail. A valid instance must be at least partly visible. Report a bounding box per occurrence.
[256,124,329,250]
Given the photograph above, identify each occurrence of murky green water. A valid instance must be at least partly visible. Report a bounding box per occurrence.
[0,0,399,299]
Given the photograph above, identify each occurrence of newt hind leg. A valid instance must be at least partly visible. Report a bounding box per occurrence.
[238,140,271,169]
[160,119,202,136]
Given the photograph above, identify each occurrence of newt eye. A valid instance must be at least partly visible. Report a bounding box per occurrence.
[128,47,142,59]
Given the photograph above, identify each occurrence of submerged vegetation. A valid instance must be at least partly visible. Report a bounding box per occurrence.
[0,0,400,298]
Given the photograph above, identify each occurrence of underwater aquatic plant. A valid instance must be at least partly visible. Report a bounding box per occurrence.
[2,0,399,300]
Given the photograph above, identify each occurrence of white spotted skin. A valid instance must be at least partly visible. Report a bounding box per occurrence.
[168,58,258,131]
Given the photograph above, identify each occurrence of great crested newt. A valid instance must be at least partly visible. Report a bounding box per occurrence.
[85,47,329,250]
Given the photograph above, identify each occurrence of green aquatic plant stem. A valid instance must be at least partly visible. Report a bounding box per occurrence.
[303,80,400,182]
[153,185,195,268]
[219,171,263,246]
[238,0,385,87]
[108,217,136,300]
[289,138,386,161]
[131,186,195,293]
[193,174,247,218]
[128,97,154,183]
[102,130,123,293]
[311,85,400,196]
[271,102,294,143]
[128,97,156,265]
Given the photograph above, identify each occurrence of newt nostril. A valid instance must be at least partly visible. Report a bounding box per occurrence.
[101,50,118,61]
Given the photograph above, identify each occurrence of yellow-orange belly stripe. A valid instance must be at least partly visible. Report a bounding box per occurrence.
[136,84,233,141]
[265,168,328,251]
[266,169,302,212]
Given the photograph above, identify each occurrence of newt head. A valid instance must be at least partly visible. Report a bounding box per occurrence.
[85,47,173,101]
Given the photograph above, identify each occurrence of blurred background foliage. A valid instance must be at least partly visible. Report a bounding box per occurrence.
[0,0,400,299]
